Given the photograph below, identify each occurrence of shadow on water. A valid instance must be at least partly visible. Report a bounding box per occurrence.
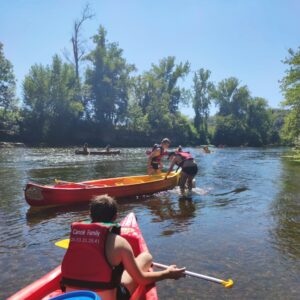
[26,204,91,226]
[213,186,248,196]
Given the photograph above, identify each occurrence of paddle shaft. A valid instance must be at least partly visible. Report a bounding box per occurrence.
[153,262,223,284]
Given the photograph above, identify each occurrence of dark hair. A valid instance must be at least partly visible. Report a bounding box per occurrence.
[161,138,171,144]
[90,195,117,222]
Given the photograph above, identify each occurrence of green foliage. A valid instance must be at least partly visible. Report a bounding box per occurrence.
[213,115,247,146]
[192,68,213,143]
[211,77,250,119]
[1,22,286,147]
[22,55,83,143]
[0,42,17,111]
[0,42,19,139]
[211,78,276,146]
[85,26,135,127]
[280,47,300,143]
[130,56,191,141]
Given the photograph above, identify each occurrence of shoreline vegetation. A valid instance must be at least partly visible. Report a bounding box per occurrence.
[0,6,299,148]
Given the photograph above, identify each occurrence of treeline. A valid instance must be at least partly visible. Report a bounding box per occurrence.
[0,11,299,147]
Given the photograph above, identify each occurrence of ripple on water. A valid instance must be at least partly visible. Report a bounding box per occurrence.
[1,147,300,299]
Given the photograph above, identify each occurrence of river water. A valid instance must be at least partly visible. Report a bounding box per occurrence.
[0,147,299,299]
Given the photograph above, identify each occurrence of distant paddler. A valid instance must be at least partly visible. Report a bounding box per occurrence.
[165,149,198,197]
[60,195,185,300]
[202,146,211,154]
[83,143,89,154]
[147,138,171,175]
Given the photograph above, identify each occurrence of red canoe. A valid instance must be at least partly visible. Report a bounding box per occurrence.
[8,212,158,300]
[25,171,180,207]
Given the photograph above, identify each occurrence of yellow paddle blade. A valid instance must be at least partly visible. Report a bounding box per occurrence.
[221,279,234,288]
[55,239,70,249]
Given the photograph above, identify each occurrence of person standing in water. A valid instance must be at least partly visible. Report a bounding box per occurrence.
[147,138,171,175]
[61,195,185,300]
[165,150,198,196]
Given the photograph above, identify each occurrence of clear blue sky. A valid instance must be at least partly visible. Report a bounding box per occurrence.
[1,0,299,116]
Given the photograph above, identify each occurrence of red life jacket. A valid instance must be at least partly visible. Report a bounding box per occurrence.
[150,144,168,164]
[61,222,121,290]
[175,151,193,166]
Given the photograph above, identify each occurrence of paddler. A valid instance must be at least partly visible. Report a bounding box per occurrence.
[165,150,198,196]
[83,143,89,154]
[147,138,171,175]
[61,195,185,300]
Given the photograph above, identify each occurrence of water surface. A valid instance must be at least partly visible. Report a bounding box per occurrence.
[0,147,299,299]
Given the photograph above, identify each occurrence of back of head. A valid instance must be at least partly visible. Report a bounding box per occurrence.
[90,195,117,223]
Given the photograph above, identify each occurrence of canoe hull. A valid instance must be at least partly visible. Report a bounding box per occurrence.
[75,150,120,155]
[8,213,158,300]
[25,172,180,207]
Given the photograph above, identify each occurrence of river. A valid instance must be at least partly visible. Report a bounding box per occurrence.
[0,147,299,299]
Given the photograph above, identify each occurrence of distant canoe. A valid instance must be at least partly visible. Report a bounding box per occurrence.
[25,171,181,207]
[75,150,121,155]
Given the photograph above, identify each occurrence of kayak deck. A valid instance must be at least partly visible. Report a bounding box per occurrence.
[8,212,158,300]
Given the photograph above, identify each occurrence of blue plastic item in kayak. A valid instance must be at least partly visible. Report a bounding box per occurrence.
[50,290,101,300]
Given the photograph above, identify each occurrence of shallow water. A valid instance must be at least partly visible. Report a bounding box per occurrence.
[0,147,300,299]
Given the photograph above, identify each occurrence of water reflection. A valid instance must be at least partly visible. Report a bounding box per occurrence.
[270,160,300,260]
[142,193,197,236]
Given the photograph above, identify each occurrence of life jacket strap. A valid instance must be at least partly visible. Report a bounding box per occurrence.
[60,277,117,291]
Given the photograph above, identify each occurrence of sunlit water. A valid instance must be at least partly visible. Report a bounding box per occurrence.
[0,147,299,299]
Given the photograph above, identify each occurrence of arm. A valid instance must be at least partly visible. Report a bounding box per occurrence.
[120,237,185,285]
[165,158,176,179]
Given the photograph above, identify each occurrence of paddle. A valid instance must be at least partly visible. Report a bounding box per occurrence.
[153,262,233,288]
[54,239,234,288]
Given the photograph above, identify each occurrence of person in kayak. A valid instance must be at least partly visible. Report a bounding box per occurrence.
[202,146,211,153]
[61,195,185,300]
[147,138,171,174]
[83,143,89,154]
[165,150,198,196]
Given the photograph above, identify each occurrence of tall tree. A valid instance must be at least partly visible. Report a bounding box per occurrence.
[192,68,213,143]
[0,42,17,111]
[70,3,94,81]
[211,77,250,119]
[280,47,300,143]
[246,97,271,145]
[23,55,83,142]
[85,26,135,126]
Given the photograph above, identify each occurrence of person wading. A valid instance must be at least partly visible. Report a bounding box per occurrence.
[147,138,171,175]
[165,150,198,196]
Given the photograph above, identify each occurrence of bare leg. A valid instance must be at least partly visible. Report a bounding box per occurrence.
[179,172,188,195]
[187,176,193,191]
[121,252,153,294]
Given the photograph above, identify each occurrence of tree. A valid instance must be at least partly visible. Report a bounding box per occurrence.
[0,42,17,111]
[246,97,271,146]
[85,26,135,127]
[23,55,83,143]
[192,68,213,143]
[280,47,300,143]
[68,3,94,81]
[211,77,250,119]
